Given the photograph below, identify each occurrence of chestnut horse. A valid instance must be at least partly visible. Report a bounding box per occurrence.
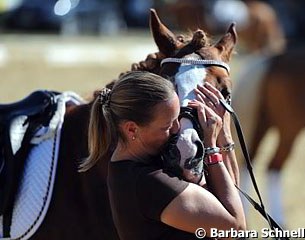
[232,45,305,226]
[232,1,301,227]
[0,9,237,240]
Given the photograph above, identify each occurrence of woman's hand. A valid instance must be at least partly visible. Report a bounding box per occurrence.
[192,82,233,146]
[187,97,222,147]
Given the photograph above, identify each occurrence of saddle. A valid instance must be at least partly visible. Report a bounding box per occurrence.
[0,90,59,238]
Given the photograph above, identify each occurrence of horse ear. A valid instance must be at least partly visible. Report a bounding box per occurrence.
[215,23,238,61]
[150,9,180,56]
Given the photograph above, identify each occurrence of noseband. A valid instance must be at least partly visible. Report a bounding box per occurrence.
[179,107,203,140]
[178,106,205,174]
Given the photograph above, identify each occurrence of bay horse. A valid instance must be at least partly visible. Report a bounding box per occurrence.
[232,45,305,226]
[0,9,237,239]
[231,1,302,227]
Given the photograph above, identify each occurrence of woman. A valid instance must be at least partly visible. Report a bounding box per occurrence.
[81,71,246,239]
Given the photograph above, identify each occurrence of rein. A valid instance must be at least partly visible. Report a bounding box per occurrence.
[161,57,288,239]
[219,99,288,240]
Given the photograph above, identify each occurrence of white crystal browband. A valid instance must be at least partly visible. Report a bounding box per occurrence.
[160,58,230,73]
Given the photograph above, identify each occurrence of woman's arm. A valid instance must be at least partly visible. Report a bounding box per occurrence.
[160,165,246,237]
[217,114,240,186]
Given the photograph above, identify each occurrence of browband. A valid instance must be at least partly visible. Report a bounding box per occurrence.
[160,58,230,73]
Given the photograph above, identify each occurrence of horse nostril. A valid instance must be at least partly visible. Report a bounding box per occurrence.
[221,88,231,100]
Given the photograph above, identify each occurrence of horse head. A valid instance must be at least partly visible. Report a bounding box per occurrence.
[133,9,237,182]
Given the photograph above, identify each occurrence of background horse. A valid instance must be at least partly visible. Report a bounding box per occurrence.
[237,0,286,55]
[155,0,286,56]
[232,45,305,227]
[228,0,303,227]
[0,9,237,240]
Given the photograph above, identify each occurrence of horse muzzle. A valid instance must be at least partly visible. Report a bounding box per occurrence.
[161,126,205,182]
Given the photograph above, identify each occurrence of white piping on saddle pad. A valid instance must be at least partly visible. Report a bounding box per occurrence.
[9,116,28,155]
[175,64,206,170]
[0,92,84,240]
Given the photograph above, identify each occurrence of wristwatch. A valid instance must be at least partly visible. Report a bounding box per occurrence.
[205,153,223,165]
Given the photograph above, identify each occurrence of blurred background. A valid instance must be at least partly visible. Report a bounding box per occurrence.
[0,0,304,233]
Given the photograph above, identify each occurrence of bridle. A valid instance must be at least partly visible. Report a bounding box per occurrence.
[161,57,288,240]
[161,58,230,73]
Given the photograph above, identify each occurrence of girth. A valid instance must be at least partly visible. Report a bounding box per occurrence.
[0,90,59,238]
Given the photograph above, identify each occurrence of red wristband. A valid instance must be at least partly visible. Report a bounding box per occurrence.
[205,153,223,165]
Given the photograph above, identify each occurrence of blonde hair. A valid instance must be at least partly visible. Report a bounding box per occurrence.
[79,71,175,171]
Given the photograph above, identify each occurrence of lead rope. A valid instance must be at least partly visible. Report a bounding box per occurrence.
[219,98,289,240]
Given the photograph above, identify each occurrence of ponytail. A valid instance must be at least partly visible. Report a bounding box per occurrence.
[79,90,115,172]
